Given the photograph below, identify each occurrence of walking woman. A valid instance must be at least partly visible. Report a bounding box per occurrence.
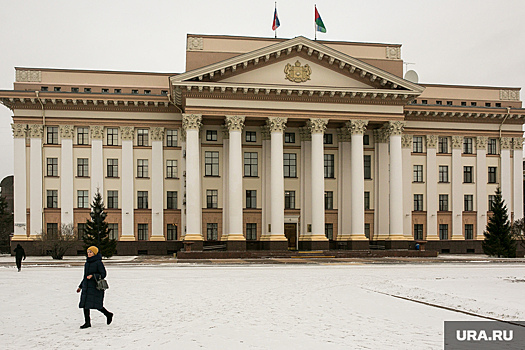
[76,246,113,329]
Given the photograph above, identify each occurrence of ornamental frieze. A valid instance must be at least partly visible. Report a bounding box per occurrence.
[500,137,512,150]
[346,120,368,135]
[386,47,401,60]
[91,126,104,140]
[499,89,519,101]
[387,121,405,136]
[307,118,328,134]
[476,136,488,150]
[426,135,438,149]
[513,137,524,150]
[59,125,75,139]
[401,134,413,148]
[120,126,135,141]
[182,114,202,131]
[16,70,41,82]
[11,123,27,138]
[225,116,245,132]
[336,128,351,142]
[187,37,203,51]
[267,117,287,133]
[150,127,165,141]
[28,124,43,138]
[451,136,463,149]
[284,60,311,83]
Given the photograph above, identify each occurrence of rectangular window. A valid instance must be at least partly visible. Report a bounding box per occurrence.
[137,191,148,209]
[166,160,178,178]
[47,190,58,208]
[245,131,256,142]
[144,90,151,94]
[166,129,178,147]
[488,167,497,184]
[54,87,61,92]
[114,89,121,94]
[325,191,333,210]
[107,128,118,146]
[439,224,449,240]
[107,159,118,178]
[71,87,79,93]
[471,102,477,106]
[325,223,334,240]
[324,154,335,178]
[438,165,449,183]
[414,224,424,240]
[47,158,58,177]
[413,136,423,153]
[47,223,58,238]
[77,158,89,177]
[438,137,448,154]
[364,191,370,210]
[285,191,295,209]
[107,223,118,240]
[463,166,473,183]
[132,89,138,94]
[244,152,258,177]
[41,86,48,91]
[78,223,86,240]
[138,224,148,241]
[465,224,474,240]
[363,134,370,145]
[413,165,423,182]
[107,190,118,209]
[364,223,370,239]
[161,90,168,96]
[137,128,149,146]
[167,224,177,241]
[137,159,148,178]
[84,88,91,93]
[206,130,217,141]
[205,151,219,176]
[364,155,371,179]
[464,195,473,211]
[77,190,89,208]
[47,126,58,145]
[246,190,257,209]
[167,191,177,209]
[447,101,453,105]
[101,88,109,93]
[77,127,89,145]
[283,153,297,178]
[489,195,496,211]
[487,138,497,155]
[463,138,473,154]
[206,190,218,209]
[324,133,333,144]
[207,223,218,240]
[439,194,449,211]
[414,194,423,211]
[436,100,442,105]
[246,223,257,240]
[284,132,295,143]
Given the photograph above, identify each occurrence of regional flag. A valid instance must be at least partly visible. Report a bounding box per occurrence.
[272,7,280,31]
[315,6,326,33]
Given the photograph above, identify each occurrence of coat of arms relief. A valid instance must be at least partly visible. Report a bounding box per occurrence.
[284,60,312,83]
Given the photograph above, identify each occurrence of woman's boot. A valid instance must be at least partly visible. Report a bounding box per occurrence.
[80,308,91,329]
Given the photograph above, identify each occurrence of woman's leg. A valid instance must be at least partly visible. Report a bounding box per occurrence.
[97,307,113,325]
[80,308,91,328]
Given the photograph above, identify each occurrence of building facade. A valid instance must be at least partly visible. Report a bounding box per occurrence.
[1,34,524,254]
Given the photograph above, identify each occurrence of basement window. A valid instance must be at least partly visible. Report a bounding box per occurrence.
[461,102,467,106]
[132,90,139,94]
[161,90,168,96]
[54,87,61,92]
[41,86,48,91]
[421,100,428,104]
[471,102,477,106]
[447,101,453,105]
[436,100,442,105]
[485,102,491,107]
[144,90,151,94]
[102,88,109,93]
[84,88,91,93]
[71,87,79,93]
[495,103,501,107]
[114,89,121,94]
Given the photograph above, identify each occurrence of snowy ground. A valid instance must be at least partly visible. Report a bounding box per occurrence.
[1,263,524,349]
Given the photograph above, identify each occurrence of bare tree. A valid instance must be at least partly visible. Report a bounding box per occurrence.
[38,223,78,259]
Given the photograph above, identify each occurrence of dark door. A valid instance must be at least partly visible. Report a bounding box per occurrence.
[284,223,297,250]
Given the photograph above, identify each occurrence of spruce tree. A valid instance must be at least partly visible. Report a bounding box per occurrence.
[482,187,516,258]
[83,191,117,258]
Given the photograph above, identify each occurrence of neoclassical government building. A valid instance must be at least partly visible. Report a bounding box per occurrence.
[1,34,524,254]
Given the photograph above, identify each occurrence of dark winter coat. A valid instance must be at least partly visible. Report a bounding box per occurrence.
[14,244,25,261]
[78,253,107,309]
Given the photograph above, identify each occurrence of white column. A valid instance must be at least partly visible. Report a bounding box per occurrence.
[180,135,187,239]
[451,136,463,240]
[388,121,405,239]
[402,135,413,239]
[500,137,512,213]
[151,127,165,240]
[376,128,390,239]
[29,124,43,237]
[182,114,203,241]
[120,126,135,241]
[225,116,246,241]
[476,137,488,240]
[513,138,524,221]
[301,130,312,240]
[59,125,74,225]
[347,120,368,240]
[260,126,271,238]
[91,126,104,201]
[426,135,438,240]
[262,117,287,242]
[12,124,27,239]
[337,128,351,239]
[221,128,229,241]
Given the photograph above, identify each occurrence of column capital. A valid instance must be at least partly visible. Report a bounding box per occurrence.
[336,127,351,142]
[401,134,413,148]
[513,137,524,150]
[91,125,104,140]
[451,135,463,149]
[11,123,27,138]
[260,125,271,140]
[267,117,287,133]
[182,114,203,131]
[225,115,245,132]
[500,137,512,150]
[299,126,311,141]
[426,135,438,148]
[346,119,368,135]
[373,128,389,143]
[120,126,135,141]
[28,124,43,138]
[387,121,405,136]
[476,136,488,150]
[151,127,165,141]
[221,125,230,139]
[307,118,328,134]
[58,125,74,139]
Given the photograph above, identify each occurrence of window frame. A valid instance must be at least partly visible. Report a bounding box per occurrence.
[438,165,449,183]
[463,166,473,183]
[166,160,178,179]
[463,138,473,154]
[137,128,149,146]
[246,190,257,209]
[246,223,257,240]
[413,136,423,153]
[167,224,177,241]
[138,223,149,241]
[107,159,118,178]
[439,224,448,240]
[166,129,178,147]
[488,167,497,184]
[244,152,258,177]
[464,194,474,211]
[137,191,148,209]
[47,190,58,208]
[325,191,333,210]
[47,126,58,145]
[107,128,118,146]
[107,190,118,209]
[206,190,218,209]
[47,158,58,177]
[283,153,297,178]
[206,130,218,141]
[324,154,335,178]
[167,191,177,209]
[245,131,256,143]
[414,224,424,240]
[414,194,423,211]
[439,194,449,211]
[207,223,218,240]
[364,155,372,179]
[137,159,148,178]
[77,127,89,145]
[77,190,89,208]
[284,191,296,209]
[413,165,423,183]
[77,158,89,177]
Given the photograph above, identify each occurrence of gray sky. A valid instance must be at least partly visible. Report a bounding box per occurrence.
[1,0,524,181]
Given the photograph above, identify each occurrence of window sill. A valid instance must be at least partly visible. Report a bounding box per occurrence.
[166,177,180,180]
[45,176,60,178]
[204,175,220,178]
[244,176,260,179]
[75,176,90,179]
[136,177,150,179]
[438,181,450,184]
[106,176,120,179]
[413,181,425,184]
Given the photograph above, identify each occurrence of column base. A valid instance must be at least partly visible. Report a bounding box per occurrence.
[119,236,136,242]
[149,236,166,241]
[226,234,246,241]
[260,240,288,250]
[226,241,246,251]
[299,234,328,242]
[260,235,287,242]
[425,235,440,241]
[11,235,29,241]
[451,236,465,241]
[184,234,204,241]
[386,234,406,241]
[220,234,229,241]
[374,234,390,240]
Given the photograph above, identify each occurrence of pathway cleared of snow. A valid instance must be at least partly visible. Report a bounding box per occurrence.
[1,264,523,349]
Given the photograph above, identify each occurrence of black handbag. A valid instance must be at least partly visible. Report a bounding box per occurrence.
[94,275,109,291]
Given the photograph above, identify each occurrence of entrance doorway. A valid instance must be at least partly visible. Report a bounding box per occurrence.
[284,223,297,250]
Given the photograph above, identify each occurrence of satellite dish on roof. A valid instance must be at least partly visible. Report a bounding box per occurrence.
[404,70,419,83]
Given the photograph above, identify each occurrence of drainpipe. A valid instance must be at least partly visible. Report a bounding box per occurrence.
[36,91,45,236]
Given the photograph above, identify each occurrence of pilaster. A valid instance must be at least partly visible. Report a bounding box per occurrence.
[29,124,43,237]
[120,126,135,241]
[59,125,74,225]
[451,136,463,240]
[375,127,390,240]
[476,136,488,240]
[513,138,524,221]
[337,128,351,240]
[500,137,512,213]
[401,134,413,239]
[12,124,27,239]
[426,135,438,240]
[387,121,405,240]
[151,127,165,241]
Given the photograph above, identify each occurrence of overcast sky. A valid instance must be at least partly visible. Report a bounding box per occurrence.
[1,0,524,181]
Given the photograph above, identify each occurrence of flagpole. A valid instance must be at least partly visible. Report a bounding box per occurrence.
[314,4,317,41]
[275,2,277,38]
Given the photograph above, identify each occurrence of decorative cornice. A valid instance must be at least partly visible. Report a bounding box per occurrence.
[401,134,413,148]
[182,114,202,131]
[187,37,203,50]
[225,115,245,132]
[386,47,401,60]
[11,123,27,138]
[151,127,165,141]
[476,136,488,150]
[260,125,271,140]
[387,121,405,136]
[346,120,368,135]
[16,70,41,82]
[513,137,524,150]
[91,125,103,140]
[500,89,519,101]
[426,135,438,148]
[28,124,43,138]
[59,125,75,139]
[451,136,463,149]
[267,117,287,133]
[307,118,328,134]
[404,109,525,121]
[500,137,512,150]
[336,127,351,142]
[120,126,134,141]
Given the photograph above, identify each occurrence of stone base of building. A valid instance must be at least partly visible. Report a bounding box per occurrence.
[337,240,370,250]
[298,240,330,251]
[226,240,246,251]
[424,240,485,254]
[260,240,288,251]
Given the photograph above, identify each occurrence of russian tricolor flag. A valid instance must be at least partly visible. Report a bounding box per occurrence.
[272,7,280,31]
